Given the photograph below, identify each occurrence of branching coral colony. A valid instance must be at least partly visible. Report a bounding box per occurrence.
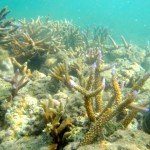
[0,7,18,45]
[0,6,150,150]
[41,95,74,149]
[51,51,150,148]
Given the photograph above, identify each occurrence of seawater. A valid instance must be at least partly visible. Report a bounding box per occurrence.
[1,0,150,47]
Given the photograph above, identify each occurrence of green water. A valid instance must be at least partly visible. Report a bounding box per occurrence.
[1,0,150,47]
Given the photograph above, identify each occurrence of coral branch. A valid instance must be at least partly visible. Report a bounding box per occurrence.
[0,69,30,97]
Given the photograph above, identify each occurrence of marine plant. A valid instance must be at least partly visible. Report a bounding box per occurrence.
[93,26,109,45]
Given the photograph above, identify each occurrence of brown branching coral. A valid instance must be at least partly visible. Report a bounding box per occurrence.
[82,26,109,48]
[5,17,77,63]
[93,26,109,45]
[41,95,73,149]
[64,26,84,49]
[0,6,149,150]
[78,90,138,147]
[50,52,115,123]
[78,72,150,147]
[7,17,65,62]
[10,57,32,78]
[50,50,150,148]
[111,69,122,105]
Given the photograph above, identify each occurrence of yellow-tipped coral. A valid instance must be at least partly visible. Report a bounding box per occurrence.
[50,50,150,149]
[78,108,113,147]
[41,95,73,148]
[111,69,122,105]
[10,58,32,78]
[78,90,138,147]
[94,52,104,113]
[122,109,138,128]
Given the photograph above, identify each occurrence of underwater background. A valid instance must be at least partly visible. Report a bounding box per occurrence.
[1,0,150,47]
[0,1,150,149]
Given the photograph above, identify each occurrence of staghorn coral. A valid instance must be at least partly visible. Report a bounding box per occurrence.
[41,95,74,149]
[78,72,150,147]
[64,26,84,49]
[50,52,115,123]
[7,17,65,62]
[82,26,109,49]
[10,57,32,78]
[111,69,122,105]
[0,7,18,46]
[0,9,149,149]
[50,50,150,148]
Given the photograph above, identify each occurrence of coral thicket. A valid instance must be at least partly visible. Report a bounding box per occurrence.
[0,6,150,150]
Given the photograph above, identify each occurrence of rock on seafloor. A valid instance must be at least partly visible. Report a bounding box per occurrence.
[64,129,150,150]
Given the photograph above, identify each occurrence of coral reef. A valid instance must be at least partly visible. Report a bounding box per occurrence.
[50,52,150,148]
[0,6,150,150]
